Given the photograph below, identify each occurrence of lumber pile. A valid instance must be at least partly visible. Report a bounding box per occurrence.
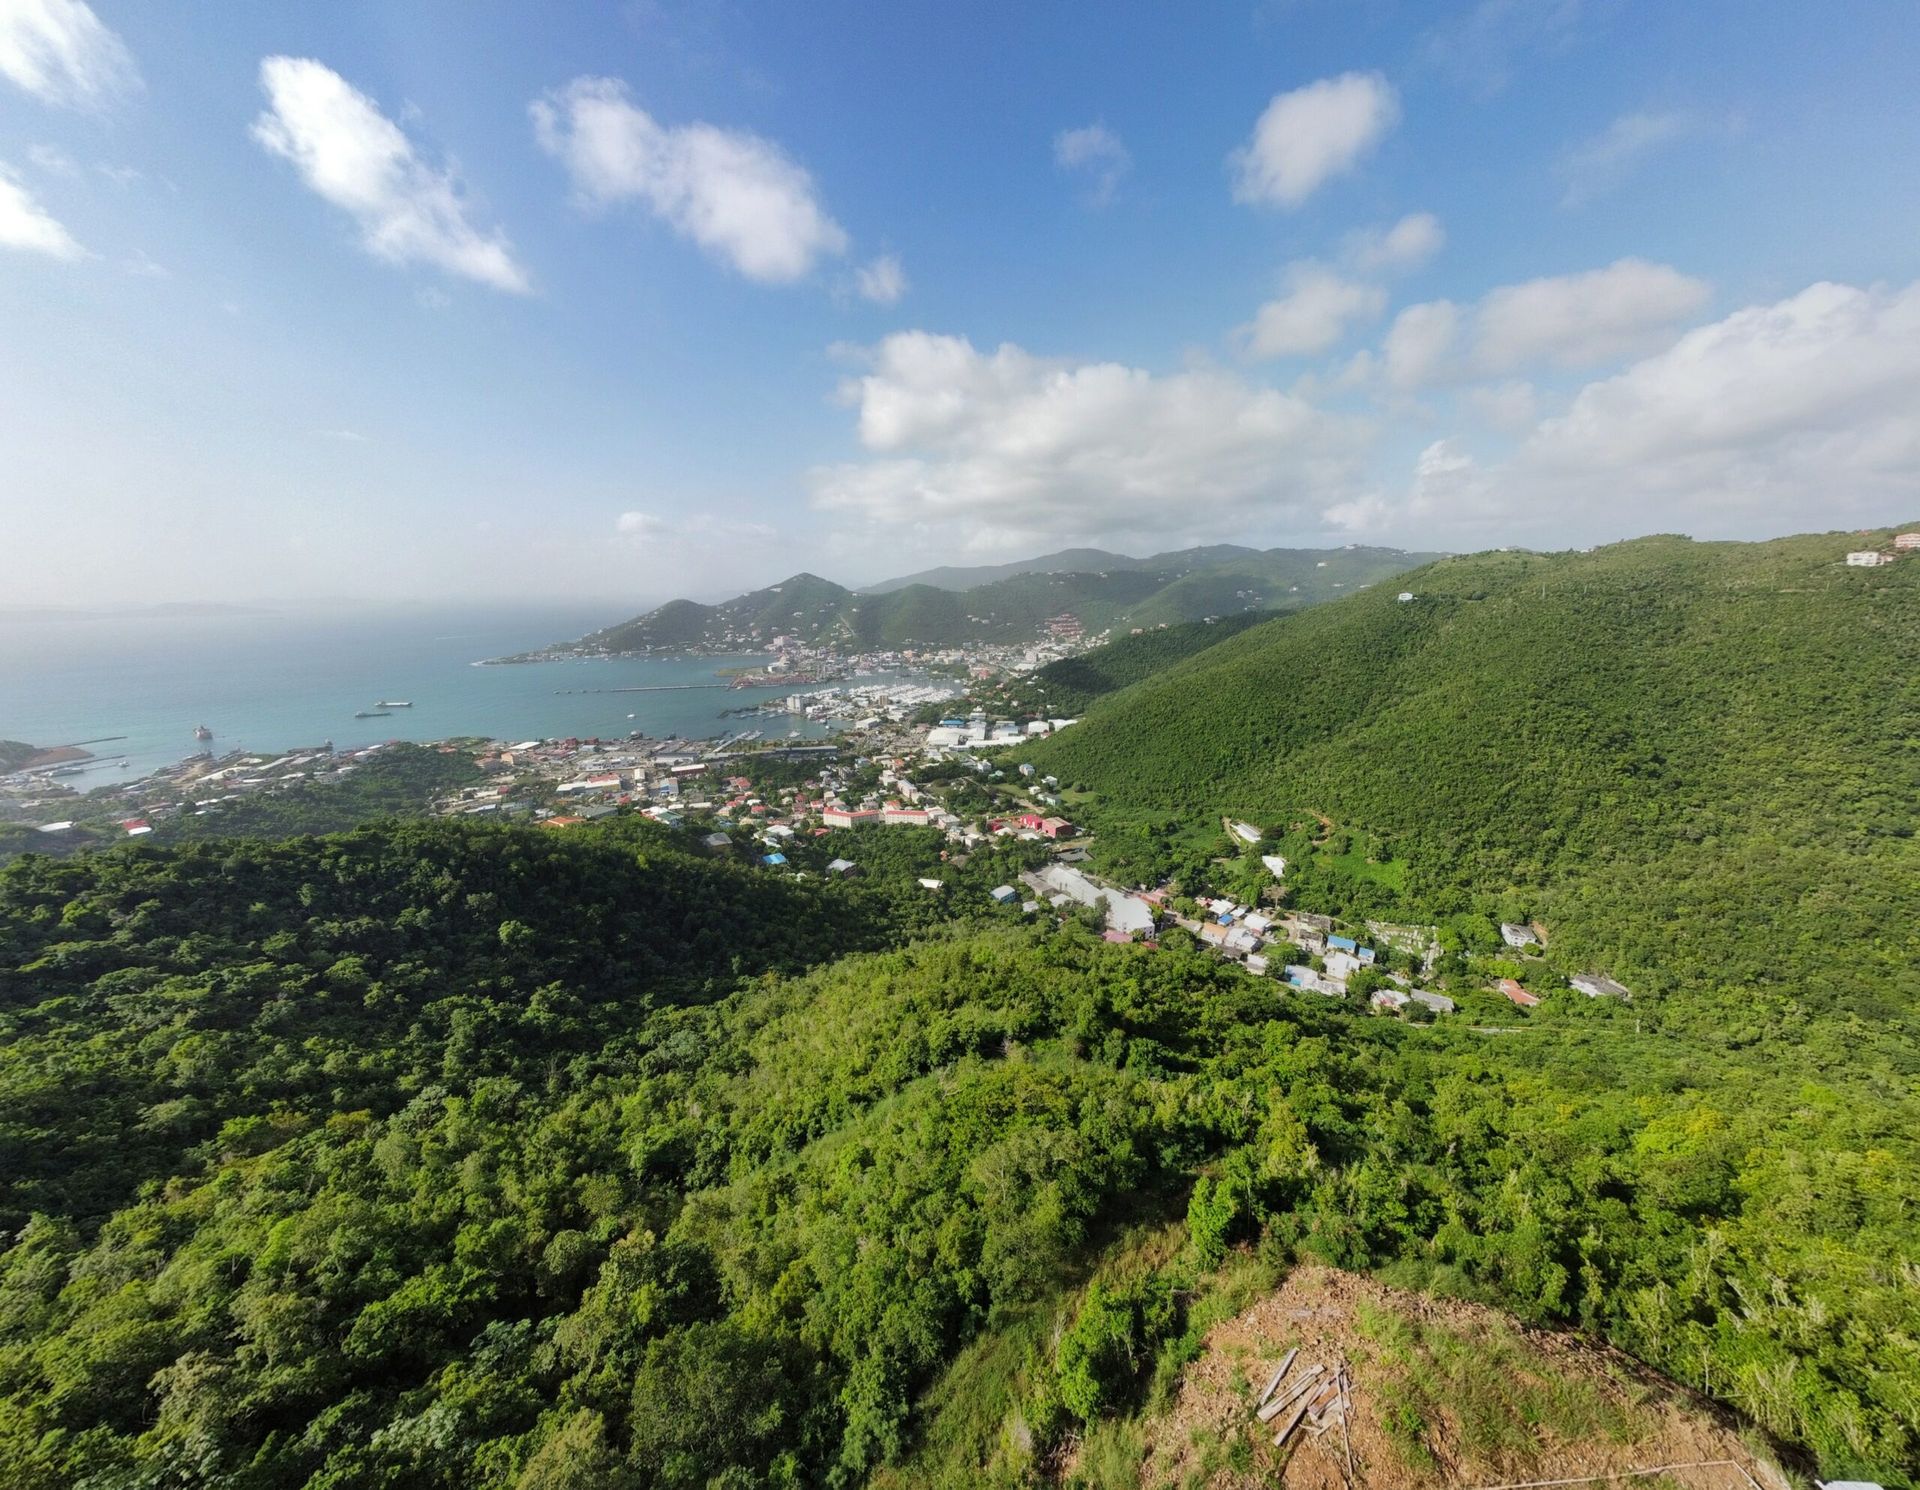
[1251,1349,1353,1455]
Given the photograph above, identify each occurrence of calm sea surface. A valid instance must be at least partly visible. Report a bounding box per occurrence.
[0,605,835,781]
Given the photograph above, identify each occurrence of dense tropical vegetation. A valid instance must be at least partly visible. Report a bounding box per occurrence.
[2,530,1918,1488]
[1033,531,1920,1049]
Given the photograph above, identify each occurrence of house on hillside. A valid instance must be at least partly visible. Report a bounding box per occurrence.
[1846,550,1894,567]
[1896,532,1920,550]
[826,858,859,878]
[1570,972,1632,999]
[1500,922,1540,949]
[1372,988,1411,1011]
[701,832,733,855]
[1283,965,1341,996]
[1410,990,1456,1015]
[1230,821,1262,844]
[1498,978,1540,1008]
[989,884,1017,904]
[1261,854,1289,878]
[1324,950,1363,982]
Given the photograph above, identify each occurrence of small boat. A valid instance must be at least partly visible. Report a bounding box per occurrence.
[194,724,213,741]
[354,709,392,719]
[376,700,413,708]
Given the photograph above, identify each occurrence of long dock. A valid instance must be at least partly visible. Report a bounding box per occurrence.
[554,684,729,695]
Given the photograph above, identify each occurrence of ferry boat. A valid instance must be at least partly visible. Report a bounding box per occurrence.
[194,724,213,741]
[354,709,392,719]
[376,700,413,708]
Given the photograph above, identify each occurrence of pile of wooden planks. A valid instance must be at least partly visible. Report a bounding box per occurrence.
[1252,1348,1353,1457]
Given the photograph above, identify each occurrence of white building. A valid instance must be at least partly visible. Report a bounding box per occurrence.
[1846,551,1894,567]
[1500,922,1540,949]
[1229,821,1262,844]
[1896,532,1920,551]
[1261,854,1288,879]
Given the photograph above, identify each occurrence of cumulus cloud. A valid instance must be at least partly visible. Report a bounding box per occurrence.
[1465,379,1538,433]
[1476,258,1710,370]
[0,163,84,258]
[1344,212,1445,271]
[1240,263,1386,359]
[533,76,848,283]
[0,0,137,109]
[1379,259,1710,387]
[253,57,530,293]
[1231,72,1399,208]
[1053,123,1131,206]
[1354,279,1920,543]
[1383,300,1460,388]
[810,331,1367,551]
[855,252,907,305]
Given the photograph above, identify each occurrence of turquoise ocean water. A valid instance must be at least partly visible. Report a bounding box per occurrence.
[0,605,833,782]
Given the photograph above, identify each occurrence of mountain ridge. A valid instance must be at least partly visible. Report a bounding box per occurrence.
[533,544,1443,655]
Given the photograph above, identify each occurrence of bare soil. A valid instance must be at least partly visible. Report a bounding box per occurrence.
[1128,1266,1789,1490]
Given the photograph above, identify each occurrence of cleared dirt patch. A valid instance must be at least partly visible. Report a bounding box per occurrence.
[1128,1265,1788,1490]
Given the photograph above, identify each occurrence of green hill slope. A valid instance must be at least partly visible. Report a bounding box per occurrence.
[1031,529,1920,1035]
[962,612,1275,719]
[1,824,1913,1487]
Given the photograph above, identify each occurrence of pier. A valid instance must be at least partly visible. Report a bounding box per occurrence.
[553,684,729,695]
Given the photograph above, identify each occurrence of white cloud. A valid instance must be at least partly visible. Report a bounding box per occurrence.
[1053,123,1131,206]
[0,0,137,109]
[1363,279,1920,542]
[0,164,84,258]
[1528,280,1920,482]
[1383,300,1460,388]
[810,330,1367,550]
[855,252,907,305]
[1344,211,1445,271]
[1376,260,1709,388]
[1465,380,1538,433]
[533,76,848,283]
[616,511,670,539]
[1558,109,1732,206]
[1240,263,1386,359]
[1476,258,1710,371]
[1231,72,1399,208]
[253,57,530,293]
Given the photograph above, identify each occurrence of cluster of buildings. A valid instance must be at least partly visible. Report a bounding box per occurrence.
[1845,533,1920,567]
[4,740,409,843]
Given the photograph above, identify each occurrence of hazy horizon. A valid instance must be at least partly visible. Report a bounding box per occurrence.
[5,2,1920,607]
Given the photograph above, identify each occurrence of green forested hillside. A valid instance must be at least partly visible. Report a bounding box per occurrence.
[543,546,1437,654]
[1,820,1914,1488]
[1033,530,1920,1044]
[958,613,1274,719]
[4,532,1920,1490]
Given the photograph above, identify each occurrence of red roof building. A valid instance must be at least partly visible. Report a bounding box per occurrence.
[1498,978,1540,1008]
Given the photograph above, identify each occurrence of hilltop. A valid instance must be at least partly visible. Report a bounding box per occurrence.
[1030,526,1920,1043]
[1096,1266,1787,1490]
[859,544,1280,595]
[523,545,1439,655]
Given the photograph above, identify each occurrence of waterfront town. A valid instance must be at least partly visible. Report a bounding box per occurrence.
[4,619,1631,1026]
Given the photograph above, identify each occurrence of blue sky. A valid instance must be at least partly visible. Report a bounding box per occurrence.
[3,0,1918,607]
